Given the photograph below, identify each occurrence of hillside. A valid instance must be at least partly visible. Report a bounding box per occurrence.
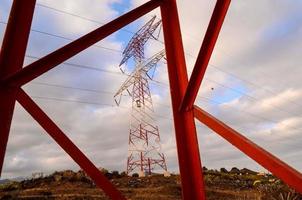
[0,168,301,200]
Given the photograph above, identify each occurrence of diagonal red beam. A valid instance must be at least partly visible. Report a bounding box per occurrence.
[194,105,302,194]
[180,0,231,111]
[1,0,162,87]
[16,89,126,200]
[0,0,36,176]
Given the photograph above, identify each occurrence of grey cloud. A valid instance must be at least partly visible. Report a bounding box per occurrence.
[1,0,302,179]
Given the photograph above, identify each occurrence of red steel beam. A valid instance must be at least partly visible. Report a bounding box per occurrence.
[0,0,36,176]
[194,105,302,194]
[16,89,126,200]
[180,0,231,111]
[160,1,206,199]
[1,0,162,88]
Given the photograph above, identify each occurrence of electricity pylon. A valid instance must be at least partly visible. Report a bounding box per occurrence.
[114,16,168,176]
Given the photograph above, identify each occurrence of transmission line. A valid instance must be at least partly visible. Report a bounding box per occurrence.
[1,7,301,134]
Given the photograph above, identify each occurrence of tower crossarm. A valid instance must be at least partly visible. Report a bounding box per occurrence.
[114,49,165,102]
[119,16,162,66]
[139,49,165,77]
[113,73,137,101]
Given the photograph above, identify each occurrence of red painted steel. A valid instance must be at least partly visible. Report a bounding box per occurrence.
[160,0,206,199]
[115,17,167,175]
[119,16,161,66]
[194,105,302,194]
[180,0,231,111]
[16,89,126,200]
[1,0,302,199]
[0,0,36,176]
[1,0,163,87]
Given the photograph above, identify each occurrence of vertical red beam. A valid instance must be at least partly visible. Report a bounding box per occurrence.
[0,0,36,176]
[180,0,231,111]
[160,1,206,199]
[16,89,126,200]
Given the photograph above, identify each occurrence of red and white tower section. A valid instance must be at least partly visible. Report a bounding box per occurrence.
[114,16,168,176]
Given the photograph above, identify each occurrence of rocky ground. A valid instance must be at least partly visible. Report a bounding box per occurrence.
[0,168,301,200]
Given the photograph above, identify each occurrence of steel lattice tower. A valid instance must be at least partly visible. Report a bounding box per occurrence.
[2,2,302,199]
[114,16,168,176]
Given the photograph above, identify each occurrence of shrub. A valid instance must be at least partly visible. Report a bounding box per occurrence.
[220,168,228,173]
[120,171,127,177]
[112,171,121,178]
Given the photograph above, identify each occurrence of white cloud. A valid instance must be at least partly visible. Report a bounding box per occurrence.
[1,0,302,179]
[260,89,302,111]
[36,0,121,36]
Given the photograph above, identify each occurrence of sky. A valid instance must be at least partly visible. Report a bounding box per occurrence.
[1,0,302,179]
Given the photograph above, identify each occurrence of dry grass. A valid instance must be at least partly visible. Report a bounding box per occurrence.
[0,170,301,200]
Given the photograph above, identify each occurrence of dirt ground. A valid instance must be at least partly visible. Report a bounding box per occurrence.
[0,169,301,200]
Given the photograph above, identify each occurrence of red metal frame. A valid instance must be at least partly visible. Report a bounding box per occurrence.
[16,89,126,199]
[2,0,162,87]
[0,0,36,175]
[126,75,168,175]
[160,1,206,199]
[180,0,231,111]
[194,105,302,193]
[115,19,167,175]
[1,0,301,199]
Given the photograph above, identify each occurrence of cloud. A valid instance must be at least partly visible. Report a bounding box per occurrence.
[259,89,302,111]
[1,0,302,179]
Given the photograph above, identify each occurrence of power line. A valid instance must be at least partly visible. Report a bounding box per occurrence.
[32,92,296,133]
[30,94,172,121]
[29,81,169,108]
[28,80,302,133]
[154,11,302,108]
[2,4,300,110]
[25,55,167,86]
[26,78,302,141]
[13,17,288,115]
[1,4,300,162]
[3,19,298,115]
[31,95,114,107]
[202,77,302,119]
[199,96,278,124]
[178,18,302,109]
[28,89,284,138]
[36,3,165,44]
[30,94,300,149]
[2,8,301,132]
[31,81,117,95]
[198,96,302,133]
[0,21,122,54]
[185,51,302,109]
[27,92,239,128]
[25,53,302,129]
[23,52,302,135]
[36,2,135,35]
[27,55,299,122]
[165,61,302,120]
